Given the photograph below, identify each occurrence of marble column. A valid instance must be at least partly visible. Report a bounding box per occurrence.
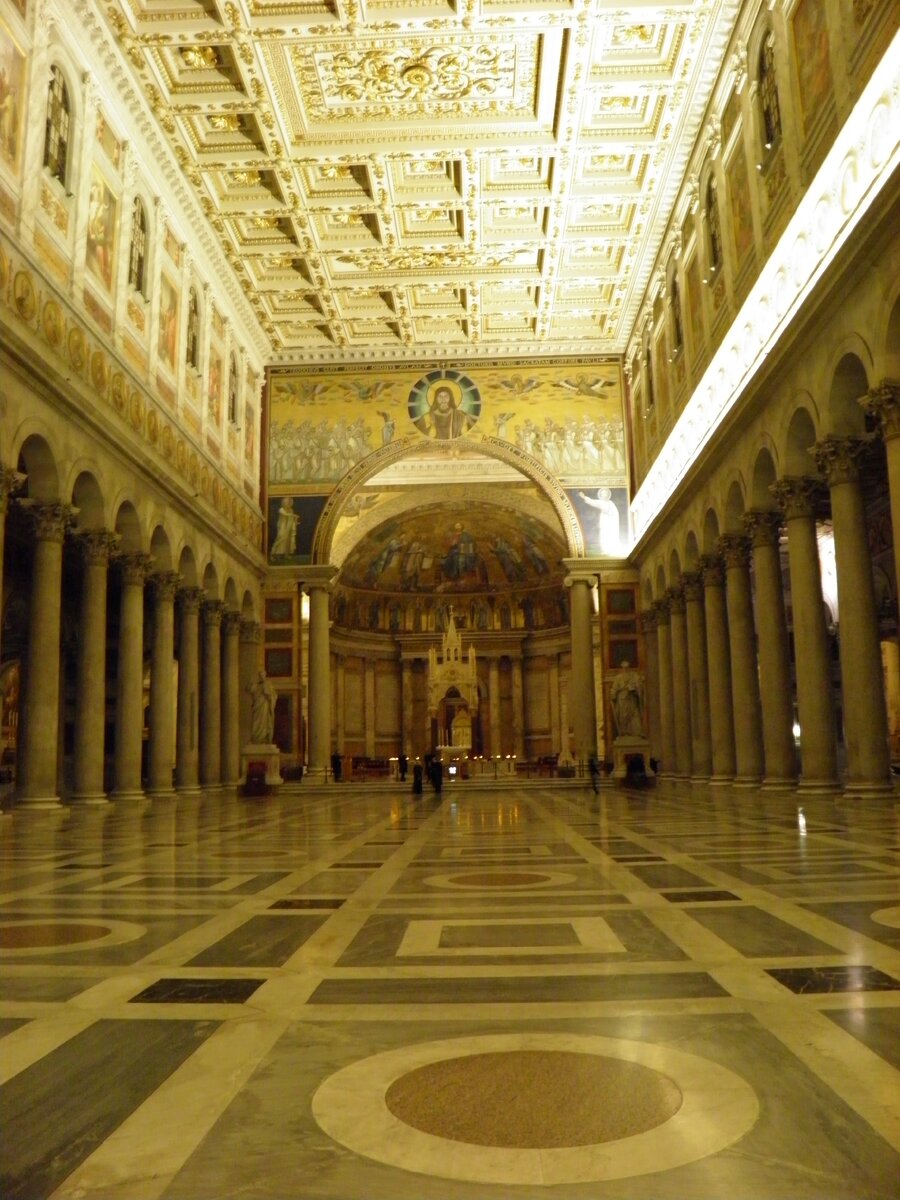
[489,657,501,757]
[200,600,224,788]
[564,569,598,761]
[682,572,712,779]
[549,657,562,758]
[511,657,525,760]
[744,510,797,787]
[72,531,119,803]
[0,468,26,668]
[238,619,260,752]
[771,478,839,790]
[305,567,336,780]
[364,657,376,758]
[700,555,736,783]
[813,437,892,791]
[16,503,73,808]
[639,609,661,763]
[111,553,152,801]
[146,571,180,796]
[860,381,900,610]
[335,653,346,756]
[401,658,413,757]
[719,534,764,784]
[176,587,203,794]
[667,587,692,778]
[220,610,241,786]
[653,599,676,777]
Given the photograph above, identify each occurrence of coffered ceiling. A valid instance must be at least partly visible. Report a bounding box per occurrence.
[105,0,741,365]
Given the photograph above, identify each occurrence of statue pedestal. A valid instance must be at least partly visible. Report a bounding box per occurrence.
[612,735,654,781]
[241,743,283,790]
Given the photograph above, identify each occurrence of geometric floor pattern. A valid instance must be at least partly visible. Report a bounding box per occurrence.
[1,782,898,1198]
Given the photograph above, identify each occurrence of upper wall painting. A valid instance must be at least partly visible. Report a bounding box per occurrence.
[268,359,626,491]
[0,21,27,176]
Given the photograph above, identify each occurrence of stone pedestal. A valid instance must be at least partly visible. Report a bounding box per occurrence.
[612,736,655,781]
[241,743,283,789]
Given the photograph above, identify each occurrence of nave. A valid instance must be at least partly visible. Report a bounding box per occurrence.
[1,781,898,1199]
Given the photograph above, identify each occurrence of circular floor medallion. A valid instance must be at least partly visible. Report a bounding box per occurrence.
[312,1032,759,1186]
[423,869,577,891]
[870,905,900,929]
[385,1050,682,1147]
[0,917,146,954]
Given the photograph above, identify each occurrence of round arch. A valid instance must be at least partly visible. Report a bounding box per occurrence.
[311,435,585,564]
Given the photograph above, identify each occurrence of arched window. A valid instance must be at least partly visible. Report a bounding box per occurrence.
[670,274,683,352]
[128,198,147,295]
[227,353,238,424]
[758,32,782,149]
[186,287,200,369]
[43,66,70,187]
[706,177,722,274]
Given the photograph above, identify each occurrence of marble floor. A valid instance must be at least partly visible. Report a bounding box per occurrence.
[1,780,899,1199]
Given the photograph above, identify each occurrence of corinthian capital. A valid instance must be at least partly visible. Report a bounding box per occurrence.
[681,571,704,602]
[859,380,900,440]
[150,570,182,602]
[666,585,686,615]
[770,476,823,520]
[116,552,153,587]
[812,435,874,488]
[77,529,120,565]
[18,500,78,543]
[0,467,26,509]
[743,509,783,548]
[718,532,751,569]
[202,599,226,627]
[699,553,725,587]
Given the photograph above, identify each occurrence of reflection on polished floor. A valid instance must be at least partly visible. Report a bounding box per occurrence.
[2,782,899,1199]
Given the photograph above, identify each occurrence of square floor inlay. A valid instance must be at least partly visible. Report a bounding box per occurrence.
[395,916,628,957]
[665,889,741,902]
[765,965,900,994]
[129,977,265,1004]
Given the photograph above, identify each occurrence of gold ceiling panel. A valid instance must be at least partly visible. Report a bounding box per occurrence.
[104,0,742,363]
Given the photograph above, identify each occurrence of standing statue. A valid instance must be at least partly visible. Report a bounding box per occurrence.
[248,670,277,743]
[610,662,644,737]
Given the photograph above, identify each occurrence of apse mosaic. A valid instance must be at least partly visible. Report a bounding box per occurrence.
[267,360,625,489]
[339,502,567,596]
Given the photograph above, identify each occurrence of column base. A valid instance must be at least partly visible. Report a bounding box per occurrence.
[841,779,895,797]
[15,794,62,810]
[145,787,178,800]
[762,777,798,791]
[108,788,146,802]
[797,778,842,795]
[708,774,736,787]
[175,785,203,797]
[69,791,110,805]
[731,776,763,788]
[303,765,327,783]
